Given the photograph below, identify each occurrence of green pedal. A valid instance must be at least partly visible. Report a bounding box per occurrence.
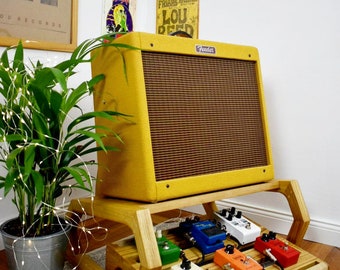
[156,230,181,265]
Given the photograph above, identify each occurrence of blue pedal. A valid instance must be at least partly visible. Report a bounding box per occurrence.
[191,220,226,245]
[193,232,225,254]
[190,220,226,254]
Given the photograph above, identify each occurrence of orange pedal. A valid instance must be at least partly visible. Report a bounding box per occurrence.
[214,245,262,270]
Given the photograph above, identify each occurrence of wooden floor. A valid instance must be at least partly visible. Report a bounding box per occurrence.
[298,239,340,270]
[0,211,339,269]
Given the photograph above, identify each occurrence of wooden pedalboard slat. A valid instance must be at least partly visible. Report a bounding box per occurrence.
[106,227,328,270]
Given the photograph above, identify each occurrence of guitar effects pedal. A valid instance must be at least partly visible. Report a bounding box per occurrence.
[214,244,262,270]
[190,220,227,254]
[214,207,261,245]
[254,231,300,268]
[156,230,181,265]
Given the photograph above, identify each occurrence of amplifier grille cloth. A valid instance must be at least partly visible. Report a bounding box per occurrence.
[142,52,268,181]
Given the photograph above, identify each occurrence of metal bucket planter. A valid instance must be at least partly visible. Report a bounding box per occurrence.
[0,218,71,270]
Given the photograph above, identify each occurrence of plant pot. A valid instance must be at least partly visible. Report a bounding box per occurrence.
[0,218,71,270]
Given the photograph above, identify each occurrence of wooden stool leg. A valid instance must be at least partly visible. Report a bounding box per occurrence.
[278,180,310,245]
[202,201,218,219]
[128,208,162,270]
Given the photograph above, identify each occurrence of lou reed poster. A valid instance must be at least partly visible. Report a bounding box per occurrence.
[156,0,199,38]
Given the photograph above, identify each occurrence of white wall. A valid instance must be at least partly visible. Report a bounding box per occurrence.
[136,0,340,247]
[1,0,340,249]
[196,0,340,247]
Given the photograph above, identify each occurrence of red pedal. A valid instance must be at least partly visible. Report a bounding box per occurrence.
[214,244,262,270]
[254,232,300,268]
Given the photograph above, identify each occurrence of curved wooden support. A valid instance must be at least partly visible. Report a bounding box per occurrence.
[277,180,310,245]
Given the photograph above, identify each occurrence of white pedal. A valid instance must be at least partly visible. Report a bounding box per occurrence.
[213,207,261,245]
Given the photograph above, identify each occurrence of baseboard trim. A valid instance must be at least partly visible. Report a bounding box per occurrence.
[216,200,340,248]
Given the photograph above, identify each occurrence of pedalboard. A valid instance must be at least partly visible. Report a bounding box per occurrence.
[213,207,261,245]
[179,218,226,254]
[254,231,301,268]
[156,230,181,265]
[214,244,262,270]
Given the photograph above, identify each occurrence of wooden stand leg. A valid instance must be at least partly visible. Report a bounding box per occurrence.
[202,201,218,218]
[278,180,310,245]
[129,209,162,270]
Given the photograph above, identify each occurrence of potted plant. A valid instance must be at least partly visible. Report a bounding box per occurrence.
[0,35,130,269]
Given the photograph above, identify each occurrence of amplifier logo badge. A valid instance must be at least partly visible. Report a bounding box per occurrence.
[195,45,216,54]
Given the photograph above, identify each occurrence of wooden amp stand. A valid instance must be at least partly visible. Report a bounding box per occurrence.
[67,179,310,270]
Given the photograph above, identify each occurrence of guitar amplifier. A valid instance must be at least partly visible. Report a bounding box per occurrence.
[91,32,274,202]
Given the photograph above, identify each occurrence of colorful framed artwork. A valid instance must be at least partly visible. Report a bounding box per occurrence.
[102,0,135,35]
[0,0,78,52]
[156,0,199,38]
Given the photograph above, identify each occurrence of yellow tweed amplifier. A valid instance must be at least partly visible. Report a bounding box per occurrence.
[91,32,274,202]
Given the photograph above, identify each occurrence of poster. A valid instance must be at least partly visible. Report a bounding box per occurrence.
[0,0,77,51]
[156,0,199,38]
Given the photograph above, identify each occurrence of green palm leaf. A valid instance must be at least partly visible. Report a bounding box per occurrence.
[0,33,136,236]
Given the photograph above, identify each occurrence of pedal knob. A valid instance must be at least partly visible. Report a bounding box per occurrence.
[243,256,251,265]
[236,211,242,218]
[268,231,276,240]
[230,207,236,215]
[227,213,233,221]
[162,241,170,250]
[221,209,228,216]
[283,241,289,251]
[224,263,234,270]
[261,233,270,242]
[225,244,235,254]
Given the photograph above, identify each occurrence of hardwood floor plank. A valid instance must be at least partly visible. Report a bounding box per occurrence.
[299,240,334,261]
[324,247,340,269]
[0,250,7,270]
